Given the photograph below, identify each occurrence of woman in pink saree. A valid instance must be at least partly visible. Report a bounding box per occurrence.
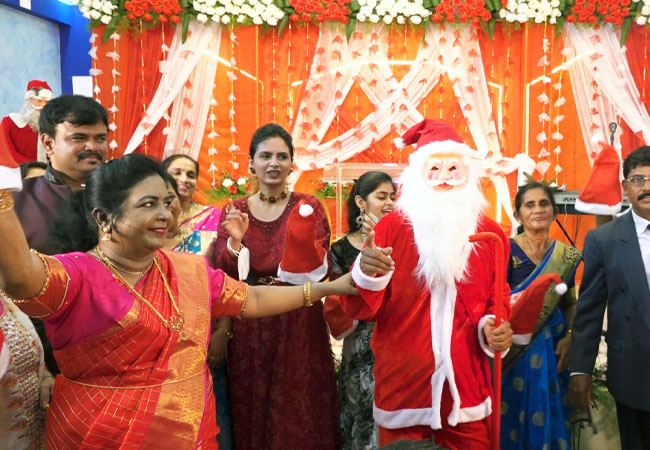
[0,154,356,449]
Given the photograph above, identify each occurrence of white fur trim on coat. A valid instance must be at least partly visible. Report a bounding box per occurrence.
[373,396,492,430]
[351,253,393,291]
[277,252,329,284]
[512,333,533,346]
[478,314,510,358]
[8,112,27,128]
[332,320,358,341]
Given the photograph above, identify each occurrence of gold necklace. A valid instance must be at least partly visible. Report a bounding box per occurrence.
[95,247,152,276]
[522,233,551,265]
[95,249,187,340]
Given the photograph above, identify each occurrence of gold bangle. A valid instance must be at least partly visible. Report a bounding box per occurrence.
[303,282,313,307]
[0,189,14,214]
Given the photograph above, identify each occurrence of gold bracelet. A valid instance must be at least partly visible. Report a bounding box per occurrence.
[303,282,313,307]
[0,189,14,214]
[1,250,51,304]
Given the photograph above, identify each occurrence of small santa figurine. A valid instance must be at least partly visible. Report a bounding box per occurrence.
[340,119,513,450]
[1,80,53,164]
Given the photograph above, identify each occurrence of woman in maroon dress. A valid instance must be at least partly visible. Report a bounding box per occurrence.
[207,124,340,450]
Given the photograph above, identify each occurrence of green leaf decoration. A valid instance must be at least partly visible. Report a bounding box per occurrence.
[620,17,632,46]
[181,13,190,43]
[346,18,356,41]
[278,15,290,36]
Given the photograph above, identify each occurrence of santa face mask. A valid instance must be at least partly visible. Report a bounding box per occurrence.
[421,152,469,192]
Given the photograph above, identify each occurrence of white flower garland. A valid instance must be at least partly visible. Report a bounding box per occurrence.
[192,0,285,26]
[354,0,431,24]
[634,0,650,25]
[77,0,118,25]
[498,0,562,24]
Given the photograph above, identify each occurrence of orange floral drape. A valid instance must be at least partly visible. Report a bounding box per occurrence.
[93,23,650,260]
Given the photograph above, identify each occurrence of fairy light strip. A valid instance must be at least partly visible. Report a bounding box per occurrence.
[139,23,148,154]
[229,26,238,176]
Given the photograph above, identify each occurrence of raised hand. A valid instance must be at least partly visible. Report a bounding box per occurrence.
[360,211,379,241]
[484,318,513,352]
[359,230,394,277]
[222,199,249,244]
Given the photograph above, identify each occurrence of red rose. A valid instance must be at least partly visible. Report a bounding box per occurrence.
[340,15,349,23]
[302,13,312,21]
[125,2,134,11]
[158,14,168,22]
[316,182,325,190]
[245,182,251,191]
[290,13,300,20]
[170,15,180,23]
[143,13,153,21]
[566,14,575,22]
[231,174,239,182]
[621,0,630,5]
[588,15,597,23]
[316,14,326,21]
[128,12,136,20]
[432,13,443,22]
[229,185,238,194]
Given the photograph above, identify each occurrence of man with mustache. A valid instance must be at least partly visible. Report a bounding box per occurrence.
[10,94,108,374]
[0,80,53,163]
[569,146,650,449]
[340,119,512,449]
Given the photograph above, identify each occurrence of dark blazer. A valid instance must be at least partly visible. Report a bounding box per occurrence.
[569,211,650,411]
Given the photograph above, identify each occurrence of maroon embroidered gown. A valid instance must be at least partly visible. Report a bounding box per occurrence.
[207,192,341,450]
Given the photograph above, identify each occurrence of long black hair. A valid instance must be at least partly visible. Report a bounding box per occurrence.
[513,181,558,235]
[49,154,168,253]
[346,171,394,232]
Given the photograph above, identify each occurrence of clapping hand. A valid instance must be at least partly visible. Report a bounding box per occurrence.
[359,231,394,277]
[222,199,249,243]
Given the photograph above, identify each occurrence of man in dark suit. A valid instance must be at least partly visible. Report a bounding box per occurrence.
[569,146,650,449]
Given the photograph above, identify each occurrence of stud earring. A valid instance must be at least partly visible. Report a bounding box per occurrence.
[250,167,256,174]
[100,225,111,242]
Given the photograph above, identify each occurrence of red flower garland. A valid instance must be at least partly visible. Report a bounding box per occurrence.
[567,0,631,25]
[431,0,492,24]
[288,0,351,23]
[125,0,182,23]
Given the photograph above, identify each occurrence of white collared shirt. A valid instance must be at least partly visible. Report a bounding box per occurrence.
[631,209,650,288]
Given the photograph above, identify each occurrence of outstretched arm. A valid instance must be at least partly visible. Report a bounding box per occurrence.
[0,190,47,299]
[242,273,358,319]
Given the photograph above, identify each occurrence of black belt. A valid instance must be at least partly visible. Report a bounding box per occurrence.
[245,275,281,286]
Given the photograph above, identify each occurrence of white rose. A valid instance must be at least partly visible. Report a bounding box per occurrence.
[211,15,221,22]
[102,3,113,14]
[206,0,217,6]
[100,14,111,24]
[237,177,247,186]
[360,5,372,15]
[382,14,392,24]
[197,13,209,23]
[206,7,215,15]
[358,0,366,5]
[369,13,380,23]
[534,15,544,23]
[237,15,246,23]
[367,0,377,8]
[221,15,231,24]
[90,9,101,20]
[396,15,405,24]
[637,16,648,25]
[517,12,528,22]
[357,12,367,21]
[499,9,507,18]
[410,14,421,24]
[82,0,92,6]
[505,12,516,21]
[642,5,650,15]
[193,1,202,10]
[92,0,102,9]
[253,15,262,24]
[222,179,234,188]
[268,17,278,25]
[516,3,527,13]
[550,0,559,6]
[549,16,556,23]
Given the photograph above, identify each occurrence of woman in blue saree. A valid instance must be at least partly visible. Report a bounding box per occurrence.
[501,182,582,450]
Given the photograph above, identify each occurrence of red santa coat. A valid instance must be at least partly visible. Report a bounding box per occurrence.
[342,211,510,431]
[1,115,38,164]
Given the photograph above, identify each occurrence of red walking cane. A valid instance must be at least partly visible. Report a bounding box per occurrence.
[469,232,505,450]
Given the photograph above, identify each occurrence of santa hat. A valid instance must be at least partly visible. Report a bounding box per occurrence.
[575,141,622,215]
[25,80,53,101]
[0,123,22,191]
[394,119,477,159]
[277,202,329,284]
[509,273,567,345]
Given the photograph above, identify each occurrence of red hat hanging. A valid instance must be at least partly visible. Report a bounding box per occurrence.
[25,80,54,102]
[277,202,328,284]
[575,141,622,215]
[509,273,567,345]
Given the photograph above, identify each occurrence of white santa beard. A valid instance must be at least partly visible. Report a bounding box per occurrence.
[20,102,40,132]
[397,164,486,288]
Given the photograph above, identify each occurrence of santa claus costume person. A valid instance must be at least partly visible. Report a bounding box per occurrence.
[1,80,53,164]
[341,119,513,449]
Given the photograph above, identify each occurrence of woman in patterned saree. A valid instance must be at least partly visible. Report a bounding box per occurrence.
[162,155,233,450]
[500,182,582,450]
[0,154,357,449]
